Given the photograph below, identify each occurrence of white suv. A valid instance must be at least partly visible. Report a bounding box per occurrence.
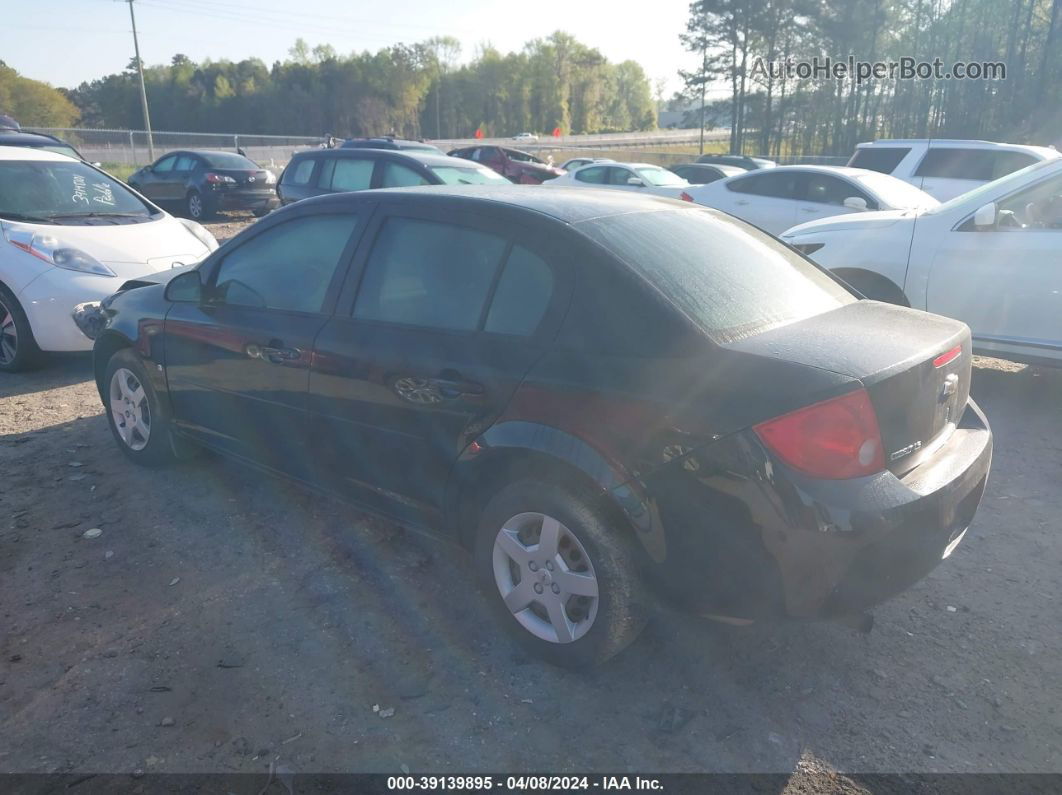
[847,139,1059,201]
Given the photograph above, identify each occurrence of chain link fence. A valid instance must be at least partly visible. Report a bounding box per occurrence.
[27,128,326,170]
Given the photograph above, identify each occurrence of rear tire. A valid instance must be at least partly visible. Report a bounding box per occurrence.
[103,348,189,467]
[474,479,648,668]
[0,285,42,373]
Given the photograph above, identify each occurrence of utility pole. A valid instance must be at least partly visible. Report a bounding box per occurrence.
[698,46,707,155]
[126,0,154,160]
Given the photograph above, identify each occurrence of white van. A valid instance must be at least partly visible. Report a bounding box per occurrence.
[847,139,1059,201]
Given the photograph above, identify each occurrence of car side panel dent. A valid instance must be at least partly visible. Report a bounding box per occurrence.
[446,420,667,563]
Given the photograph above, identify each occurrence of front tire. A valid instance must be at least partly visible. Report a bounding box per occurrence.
[185,189,209,221]
[0,285,42,373]
[474,479,648,668]
[103,348,183,466]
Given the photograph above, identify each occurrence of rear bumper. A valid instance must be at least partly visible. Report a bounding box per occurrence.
[637,398,992,620]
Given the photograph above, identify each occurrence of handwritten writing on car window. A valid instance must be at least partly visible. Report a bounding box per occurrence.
[92,182,116,206]
[71,174,90,205]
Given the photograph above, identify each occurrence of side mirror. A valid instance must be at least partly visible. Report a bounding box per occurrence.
[627,177,645,187]
[843,196,868,211]
[973,202,998,229]
[165,269,203,303]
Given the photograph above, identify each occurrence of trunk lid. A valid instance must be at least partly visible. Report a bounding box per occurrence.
[726,301,971,474]
[212,168,271,191]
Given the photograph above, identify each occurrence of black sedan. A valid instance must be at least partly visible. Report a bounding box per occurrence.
[277,148,509,205]
[127,150,279,220]
[89,187,991,668]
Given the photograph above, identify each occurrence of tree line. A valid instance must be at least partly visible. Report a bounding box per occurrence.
[680,0,1062,157]
[61,32,655,138]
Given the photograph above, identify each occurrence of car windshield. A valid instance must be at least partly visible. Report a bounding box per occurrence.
[38,144,81,160]
[0,160,154,222]
[578,208,854,343]
[201,152,258,169]
[506,149,543,164]
[635,166,687,187]
[925,158,1062,214]
[854,172,939,208]
[429,165,510,185]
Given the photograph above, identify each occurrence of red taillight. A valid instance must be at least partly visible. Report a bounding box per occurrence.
[753,389,885,479]
[680,191,694,202]
[933,346,961,368]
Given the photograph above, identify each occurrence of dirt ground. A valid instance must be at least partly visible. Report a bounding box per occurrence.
[1,213,1060,778]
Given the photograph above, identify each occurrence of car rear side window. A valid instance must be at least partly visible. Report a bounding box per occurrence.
[213,214,359,313]
[353,218,507,331]
[329,158,374,191]
[848,147,911,174]
[484,246,554,336]
[575,166,608,184]
[914,148,995,180]
[577,209,855,344]
[284,158,315,185]
[727,171,798,198]
[381,162,431,187]
[991,151,1038,179]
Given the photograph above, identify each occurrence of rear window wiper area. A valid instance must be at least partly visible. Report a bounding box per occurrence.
[0,212,57,224]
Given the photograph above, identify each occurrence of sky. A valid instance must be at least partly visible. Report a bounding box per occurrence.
[3,0,702,99]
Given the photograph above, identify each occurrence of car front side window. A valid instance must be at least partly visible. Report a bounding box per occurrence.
[212,214,359,313]
[996,172,1062,231]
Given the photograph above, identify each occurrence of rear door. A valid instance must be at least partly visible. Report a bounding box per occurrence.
[914,147,994,200]
[165,209,365,478]
[924,168,1062,363]
[723,171,801,234]
[317,155,376,194]
[307,204,570,525]
[168,154,199,202]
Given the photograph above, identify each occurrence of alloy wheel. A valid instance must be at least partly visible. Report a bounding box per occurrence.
[109,368,151,451]
[0,298,17,365]
[188,193,203,219]
[492,512,600,644]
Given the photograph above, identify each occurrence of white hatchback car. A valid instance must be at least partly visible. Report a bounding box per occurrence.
[782,158,1062,366]
[547,162,694,200]
[0,147,218,371]
[685,165,938,236]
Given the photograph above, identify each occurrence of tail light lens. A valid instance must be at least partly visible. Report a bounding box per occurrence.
[754,389,885,479]
[205,172,236,185]
[680,191,694,202]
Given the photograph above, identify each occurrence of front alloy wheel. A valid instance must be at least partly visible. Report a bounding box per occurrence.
[492,512,600,644]
[109,367,151,451]
[0,297,19,366]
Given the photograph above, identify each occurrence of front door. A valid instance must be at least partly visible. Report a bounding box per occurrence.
[164,210,365,478]
[307,207,566,525]
[923,170,1062,362]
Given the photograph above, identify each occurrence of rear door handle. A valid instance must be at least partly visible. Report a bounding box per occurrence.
[734,199,749,206]
[800,206,819,213]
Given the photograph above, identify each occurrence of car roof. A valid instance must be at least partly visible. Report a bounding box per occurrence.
[857,139,1058,156]
[342,137,438,150]
[292,148,482,169]
[161,149,253,159]
[290,184,696,224]
[727,164,874,178]
[0,144,73,161]
[0,131,71,147]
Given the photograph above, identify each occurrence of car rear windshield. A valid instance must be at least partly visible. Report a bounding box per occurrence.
[0,160,154,222]
[202,152,259,169]
[635,166,687,187]
[853,171,938,208]
[577,208,855,344]
[429,165,510,185]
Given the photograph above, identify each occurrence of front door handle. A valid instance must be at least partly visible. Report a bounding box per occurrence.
[800,206,819,213]
[247,342,301,363]
[734,199,749,206]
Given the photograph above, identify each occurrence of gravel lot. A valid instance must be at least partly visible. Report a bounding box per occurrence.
[1,212,1059,778]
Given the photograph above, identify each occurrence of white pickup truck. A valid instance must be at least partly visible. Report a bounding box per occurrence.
[847,139,1059,201]
[782,158,1062,366]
